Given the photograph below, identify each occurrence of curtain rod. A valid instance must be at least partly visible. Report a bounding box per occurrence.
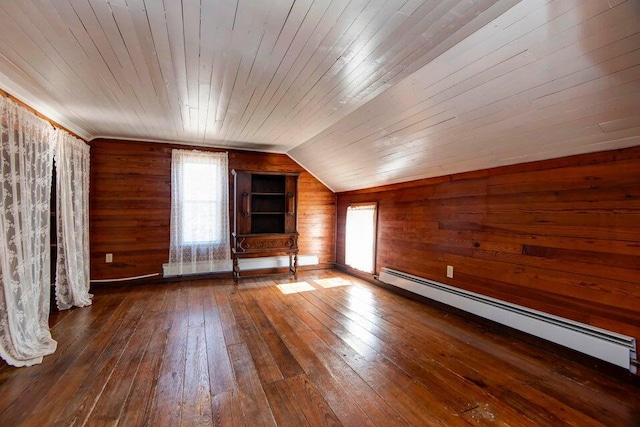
[0,88,87,143]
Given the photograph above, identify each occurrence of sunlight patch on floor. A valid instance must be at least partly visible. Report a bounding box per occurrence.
[346,285,378,322]
[276,281,316,294]
[314,277,353,289]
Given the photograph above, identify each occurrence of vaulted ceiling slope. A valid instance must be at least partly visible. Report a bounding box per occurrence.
[0,1,639,192]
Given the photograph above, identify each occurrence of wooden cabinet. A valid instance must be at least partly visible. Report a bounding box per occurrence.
[232,170,300,282]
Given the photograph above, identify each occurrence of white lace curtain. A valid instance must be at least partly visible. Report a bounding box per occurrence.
[168,150,231,275]
[54,132,92,310]
[0,98,57,366]
[0,97,91,367]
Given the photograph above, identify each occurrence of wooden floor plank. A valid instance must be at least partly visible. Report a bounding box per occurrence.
[255,280,400,426]
[329,278,636,425]
[263,377,313,427]
[227,342,277,427]
[211,390,244,427]
[300,287,499,413]
[228,288,284,384]
[214,285,243,346]
[286,373,344,427]
[0,293,123,422]
[118,325,170,425]
[265,374,344,427]
[182,323,214,426]
[307,279,588,425]
[118,285,173,425]
[285,290,473,426]
[85,310,155,424]
[0,269,638,426]
[297,282,507,425]
[240,290,305,379]
[49,287,153,426]
[181,285,214,426]
[147,284,189,426]
[203,284,236,397]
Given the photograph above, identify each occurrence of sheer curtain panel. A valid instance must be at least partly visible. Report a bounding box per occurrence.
[0,98,57,367]
[54,131,92,310]
[168,150,231,275]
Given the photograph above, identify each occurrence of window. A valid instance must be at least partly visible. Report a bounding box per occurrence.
[181,161,224,244]
[168,150,230,275]
[345,203,377,274]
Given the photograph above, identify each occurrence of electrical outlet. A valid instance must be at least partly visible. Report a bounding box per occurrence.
[106,253,113,263]
[446,265,454,278]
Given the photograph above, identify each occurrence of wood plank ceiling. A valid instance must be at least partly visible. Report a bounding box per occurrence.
[0,0,638,191]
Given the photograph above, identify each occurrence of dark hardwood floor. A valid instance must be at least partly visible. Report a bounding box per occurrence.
[0,269,638,426]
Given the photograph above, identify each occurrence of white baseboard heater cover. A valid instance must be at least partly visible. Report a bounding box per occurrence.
[379,268,637,373]
[163,255,319,278]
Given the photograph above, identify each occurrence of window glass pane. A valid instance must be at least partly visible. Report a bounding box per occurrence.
[183,162,217,201]
[182,162,221,244]
[345,204,376,273]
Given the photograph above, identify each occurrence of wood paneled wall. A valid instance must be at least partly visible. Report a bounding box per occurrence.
[89,139,335,280]
[336,146,640,343]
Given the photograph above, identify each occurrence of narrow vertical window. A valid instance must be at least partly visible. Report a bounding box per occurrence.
[345,203,377,274]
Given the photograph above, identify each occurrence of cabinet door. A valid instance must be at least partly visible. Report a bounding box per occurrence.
[284,175,298,233]
[234,172,252,234]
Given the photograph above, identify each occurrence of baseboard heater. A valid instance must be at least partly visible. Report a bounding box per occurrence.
[163,255,319,278]
[379,268,637,373]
